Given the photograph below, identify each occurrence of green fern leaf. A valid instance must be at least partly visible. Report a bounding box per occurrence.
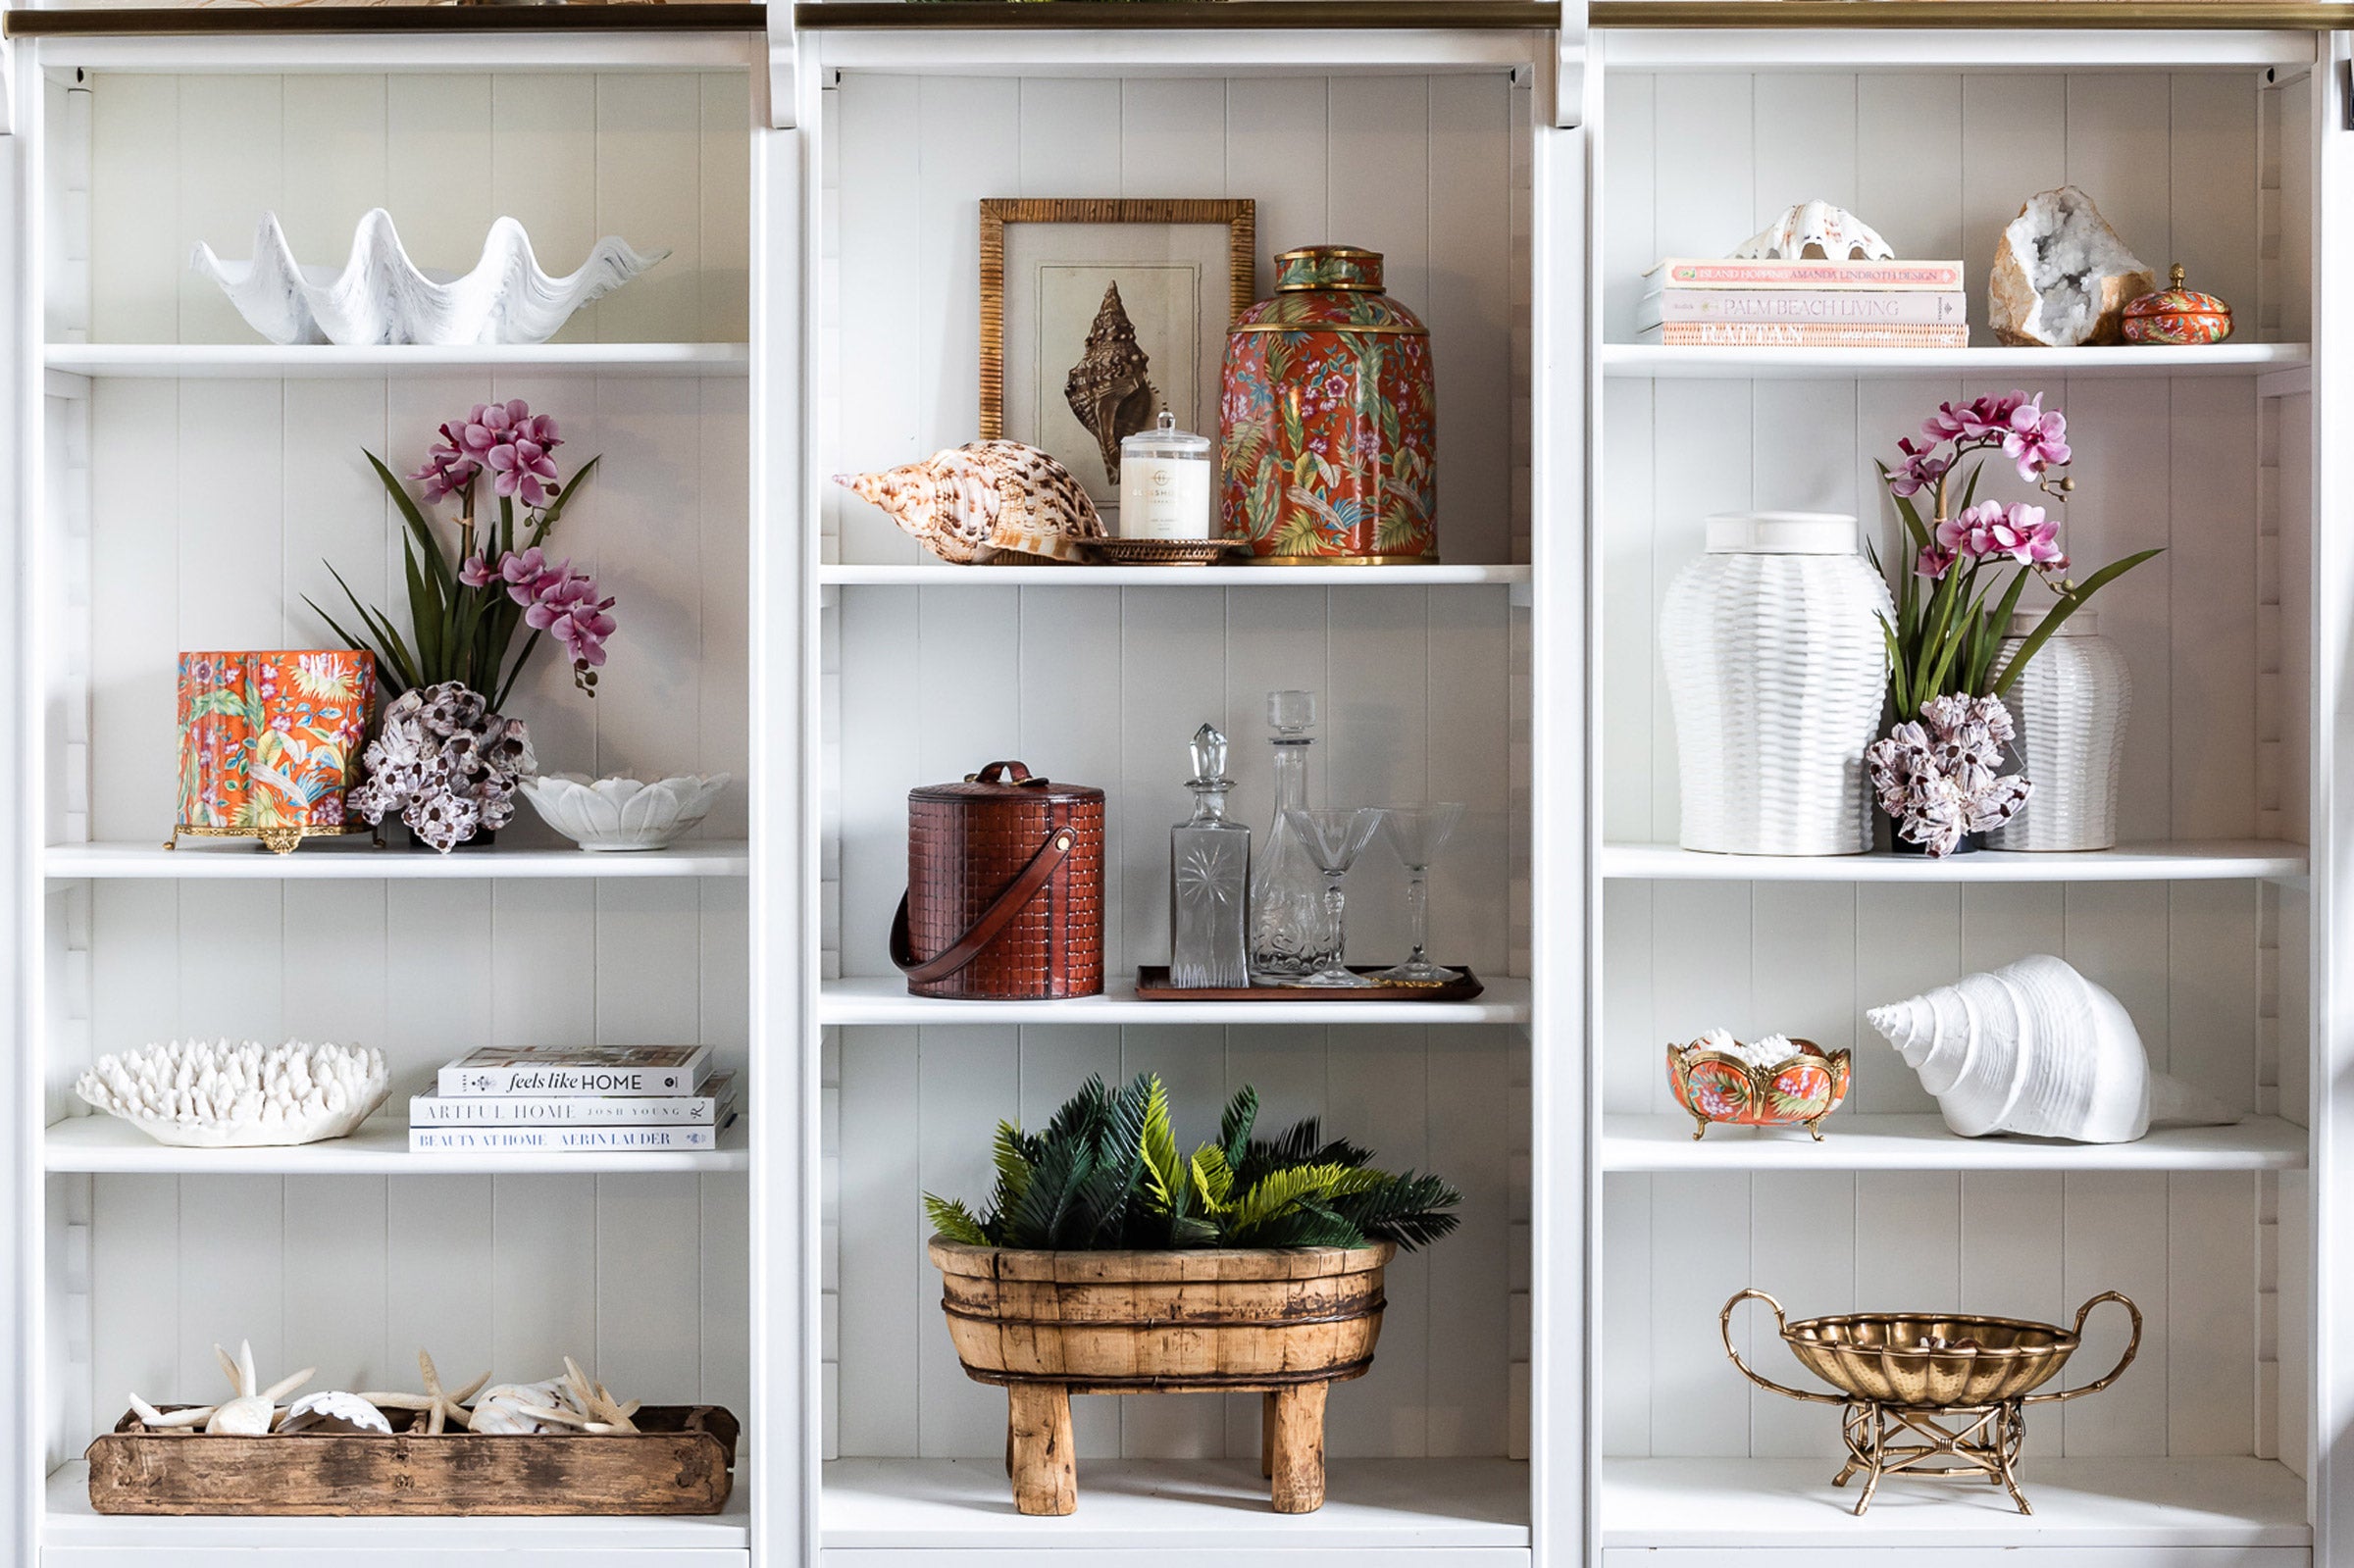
[1139,1077,1183,1216]
[1190,1144,1235,1214]
[923,1194,991,1246]
[1217,1086,1258,1169]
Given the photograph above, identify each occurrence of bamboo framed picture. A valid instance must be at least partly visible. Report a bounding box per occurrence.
[979,197,1256,515]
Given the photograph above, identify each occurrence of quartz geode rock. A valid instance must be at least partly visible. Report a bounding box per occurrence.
[1989,186,2155,348]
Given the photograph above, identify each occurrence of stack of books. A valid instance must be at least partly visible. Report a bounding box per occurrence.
[1639,257,1970,348]
[410,1044,739,1155]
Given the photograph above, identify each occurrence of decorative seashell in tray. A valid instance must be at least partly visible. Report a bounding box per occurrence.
[192,210,668,347]
[1668,1030,1851,1140]
[1868,954,2239,1143]
[835,441,1106,565]
[77,1038,388,1148]
[519,773,730,852]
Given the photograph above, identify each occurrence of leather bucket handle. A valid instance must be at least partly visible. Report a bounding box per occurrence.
[890,826,1076,986]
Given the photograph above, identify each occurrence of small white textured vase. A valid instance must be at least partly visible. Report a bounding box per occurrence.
[1660,513,1894,855]
[1984,611,2130,851]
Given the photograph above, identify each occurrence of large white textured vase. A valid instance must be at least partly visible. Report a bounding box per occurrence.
[1867,954,2238,1142]
[1984,611,2130,851]
[1659,513,1893,855]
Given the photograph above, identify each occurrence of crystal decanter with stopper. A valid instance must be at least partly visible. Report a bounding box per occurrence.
[1249,689,1335,981]
[1169,724,1252,988]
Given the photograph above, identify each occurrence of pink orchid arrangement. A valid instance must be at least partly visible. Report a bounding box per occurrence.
[307,400,614,706]
[1874,390,2158,722]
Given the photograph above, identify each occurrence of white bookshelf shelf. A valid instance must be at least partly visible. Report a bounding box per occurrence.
[1603,1113,2306,1174]
[42,1115,749,1176]
[44,1462,750,1562]
[43,342,751,379]
[1601,1457,2308,1551]
[43,841,751,881]
[1600,341,2310,380]
[1599,840,2308,884]
[819,561,1531,587]
[822,1457,1530,1552]
[817,973,1532,1026]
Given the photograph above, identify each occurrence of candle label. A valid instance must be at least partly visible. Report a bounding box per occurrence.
[1120,455,1213,540]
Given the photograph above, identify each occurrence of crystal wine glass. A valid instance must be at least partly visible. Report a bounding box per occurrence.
[1373,802,1465,985]
[1280,807,1385,988]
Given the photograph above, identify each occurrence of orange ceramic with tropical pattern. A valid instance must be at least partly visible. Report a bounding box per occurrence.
[174,650,377,853]
[1667,1037,1852,1141]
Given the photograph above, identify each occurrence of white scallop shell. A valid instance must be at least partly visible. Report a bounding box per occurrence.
[519,772,731,852]
[1867,954,2238,1142]
[1733,200,1894,262]
[834,441,1106,565]
[75,1037,388,1148]
[192,209,668,347]
[281,1391,393,1436]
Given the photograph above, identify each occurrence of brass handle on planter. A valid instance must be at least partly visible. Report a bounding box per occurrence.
[2024,1290,2143,1404]
[1720,1289,1843,1405]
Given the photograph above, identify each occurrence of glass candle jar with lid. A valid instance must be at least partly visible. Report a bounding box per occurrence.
[1117,411,1215,539]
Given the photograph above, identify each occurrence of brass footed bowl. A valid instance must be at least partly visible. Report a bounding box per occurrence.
[1723,1289,2142,1410]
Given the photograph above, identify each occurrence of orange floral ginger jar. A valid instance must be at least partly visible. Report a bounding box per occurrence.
[172,650,377,854]
[1217,245,1437,564]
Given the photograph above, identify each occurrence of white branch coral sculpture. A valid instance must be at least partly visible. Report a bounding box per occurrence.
[192,209,669,347]
[76,1037,388,1149]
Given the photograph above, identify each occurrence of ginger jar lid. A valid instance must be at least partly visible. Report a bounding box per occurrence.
[2005,609,2098,637]
[1275,246,1384,293]
[1704,511,1859,555]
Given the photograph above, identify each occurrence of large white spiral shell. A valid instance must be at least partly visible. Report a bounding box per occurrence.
[75,1037,388,1148]
[1867,955,2239,1143]
[192,209,668,347]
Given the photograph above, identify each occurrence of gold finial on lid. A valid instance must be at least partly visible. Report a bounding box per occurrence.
[2169,263,2186,289]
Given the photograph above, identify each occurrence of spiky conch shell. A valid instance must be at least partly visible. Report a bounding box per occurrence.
[1064,280,1157,486]
[1867,954,2238,1143]
[834,441,1106,565]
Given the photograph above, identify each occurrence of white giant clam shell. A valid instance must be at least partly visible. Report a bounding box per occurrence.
[519,772,731,852]
[76,1037,388,1148]
[1867,954,2238,1143]
[192,209,668,347]
[1733,200,1894,262]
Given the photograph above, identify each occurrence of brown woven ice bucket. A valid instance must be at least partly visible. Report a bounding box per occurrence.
[890,760,1105,1000]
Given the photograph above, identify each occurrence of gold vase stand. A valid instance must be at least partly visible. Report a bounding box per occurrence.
[1831,1395,2030,1515]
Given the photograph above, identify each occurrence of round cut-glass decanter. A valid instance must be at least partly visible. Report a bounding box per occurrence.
[1248,689,1336,981]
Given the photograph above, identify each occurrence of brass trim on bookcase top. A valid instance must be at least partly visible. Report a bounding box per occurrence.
[977,197,1254,446]
[3,3,767,38]
[793,0,2344,31]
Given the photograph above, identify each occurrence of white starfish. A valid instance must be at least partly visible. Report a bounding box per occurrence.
[517,1356,640,1436]
[128,1340,314,1436]
[358,1349,490,1435]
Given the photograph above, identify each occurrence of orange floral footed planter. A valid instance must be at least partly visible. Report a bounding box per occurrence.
[927,1238,1394,1516]
[172,650,377,855]
[1668,1037,1852,1140]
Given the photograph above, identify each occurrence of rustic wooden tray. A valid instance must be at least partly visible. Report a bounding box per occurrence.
[1134,966,1484,1002]
[85,1403,739,1516]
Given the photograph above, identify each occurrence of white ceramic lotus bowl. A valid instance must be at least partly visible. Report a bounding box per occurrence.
[521,772,731,851]
[192,209,669,347]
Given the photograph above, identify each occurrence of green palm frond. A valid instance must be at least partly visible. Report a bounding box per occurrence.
[1216,1086,1258,1169]
[924,1194,991,1246]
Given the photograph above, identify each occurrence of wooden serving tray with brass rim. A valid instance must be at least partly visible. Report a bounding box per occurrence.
[1134,965,1483,1002]
[85,1404,739,1516]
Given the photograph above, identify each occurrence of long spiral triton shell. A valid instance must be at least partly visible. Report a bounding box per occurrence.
[1867,955,2236,1143]
[836,441,1106,565]
[1064,280,1158,486]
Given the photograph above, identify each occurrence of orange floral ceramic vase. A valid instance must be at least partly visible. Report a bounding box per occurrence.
[172,650,377,854]
[1667,1037,1852,1141]
[1217,245,1437,564]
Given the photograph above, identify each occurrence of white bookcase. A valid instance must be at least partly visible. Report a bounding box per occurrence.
[0,5,2346,1567]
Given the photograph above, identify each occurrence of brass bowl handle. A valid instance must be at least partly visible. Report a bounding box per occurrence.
[1720,1289,1844,1405]
[2024,1290,2143,1404]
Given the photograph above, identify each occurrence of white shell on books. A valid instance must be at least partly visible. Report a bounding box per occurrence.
[1732,200,1894,262]
[1659,512,1893,856]
[1868,954,2239,1143]
[191,209,669,347]
[76,1037,388,1148]
[519,771,731,851]
[1985,611,2132,851]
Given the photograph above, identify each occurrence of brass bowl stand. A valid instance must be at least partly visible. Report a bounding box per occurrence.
[1722,1289,2142,1515]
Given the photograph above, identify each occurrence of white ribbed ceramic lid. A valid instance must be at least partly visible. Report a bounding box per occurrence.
[1704,511,1859,555]
[2007,608,2097,636]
